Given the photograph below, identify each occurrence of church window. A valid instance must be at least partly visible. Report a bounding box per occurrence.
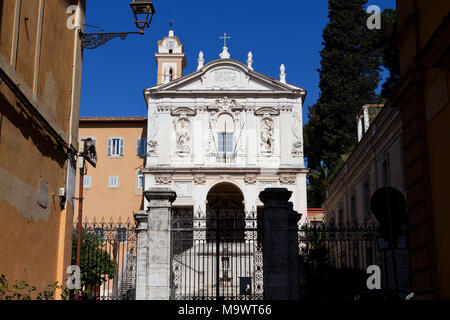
[218,133,233,153]
[108,137,124,157]
[216,114,234,154]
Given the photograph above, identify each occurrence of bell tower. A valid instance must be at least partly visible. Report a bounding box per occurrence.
[155,30,186,85]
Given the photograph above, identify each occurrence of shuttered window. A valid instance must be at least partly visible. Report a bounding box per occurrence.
[108,138,124,157]
[108,176,119,188]
[136,137,147,157]
[83,176,92,189]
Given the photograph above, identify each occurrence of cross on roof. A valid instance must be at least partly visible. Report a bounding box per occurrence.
[220,33,230,47]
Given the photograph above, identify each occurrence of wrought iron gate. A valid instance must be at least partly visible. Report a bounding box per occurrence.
[72,218,137,300]
[170,208,264,300]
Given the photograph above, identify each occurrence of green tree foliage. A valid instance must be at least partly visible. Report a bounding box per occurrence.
[307,166,332,209]
[304,1,399,207]
[0,275,61,300]
[374,9,400,99]
[71,229,117,287]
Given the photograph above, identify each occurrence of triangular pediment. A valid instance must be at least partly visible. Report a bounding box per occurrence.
[145,59,305,95]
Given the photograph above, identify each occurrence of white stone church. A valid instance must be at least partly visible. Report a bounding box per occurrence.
[142,30,308,223]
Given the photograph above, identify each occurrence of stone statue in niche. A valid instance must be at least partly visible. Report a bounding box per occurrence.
[175,118,191,154]
[261,119,274,151]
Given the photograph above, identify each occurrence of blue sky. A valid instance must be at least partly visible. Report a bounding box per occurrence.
[80,0,396,123]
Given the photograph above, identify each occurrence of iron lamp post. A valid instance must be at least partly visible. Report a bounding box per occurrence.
[130,0,156,31]
[81,0,156,49]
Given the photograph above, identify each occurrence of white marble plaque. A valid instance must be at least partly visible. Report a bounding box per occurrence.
[174,181,193,197]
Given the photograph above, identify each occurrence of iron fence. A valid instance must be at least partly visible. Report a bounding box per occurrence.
[170,208,264,300]
[298,222,410,300]
[72,218,137,300]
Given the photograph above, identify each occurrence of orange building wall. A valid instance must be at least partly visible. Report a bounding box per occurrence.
[0,0,84,296]
[75,119,147,222]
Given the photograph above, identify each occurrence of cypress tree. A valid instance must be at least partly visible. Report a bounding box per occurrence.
[304,1,401,207]
[305,0,382,171]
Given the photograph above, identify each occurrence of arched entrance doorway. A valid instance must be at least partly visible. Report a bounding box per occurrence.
[206,182,244,209]
[206,182,245,242]
[170,182,263,300]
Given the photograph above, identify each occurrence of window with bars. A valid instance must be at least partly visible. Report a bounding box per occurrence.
[108,138,124,157]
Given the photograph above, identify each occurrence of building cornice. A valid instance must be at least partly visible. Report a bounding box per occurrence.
[142,167,308,175]
[80,116,147,122]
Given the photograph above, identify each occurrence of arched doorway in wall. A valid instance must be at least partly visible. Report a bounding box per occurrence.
[206,182,245,241]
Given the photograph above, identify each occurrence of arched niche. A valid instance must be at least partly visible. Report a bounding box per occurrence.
[205,182,245,242]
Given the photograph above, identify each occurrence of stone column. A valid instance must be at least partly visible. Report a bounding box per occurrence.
[287,202,301,300]
[134,211,148,300]
[259,188,301,300]
[134,188,176,300]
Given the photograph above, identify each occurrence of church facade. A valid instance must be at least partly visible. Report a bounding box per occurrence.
[142,30,308,223]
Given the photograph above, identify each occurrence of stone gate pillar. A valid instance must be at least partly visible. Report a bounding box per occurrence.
[259,188,301,300]
[134,188,176,300]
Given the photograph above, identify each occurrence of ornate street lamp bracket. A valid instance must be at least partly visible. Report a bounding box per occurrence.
[80,30,144,50]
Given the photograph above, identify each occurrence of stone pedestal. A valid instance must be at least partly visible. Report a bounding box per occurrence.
[134,188,176,300]
[259,188,301,300]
